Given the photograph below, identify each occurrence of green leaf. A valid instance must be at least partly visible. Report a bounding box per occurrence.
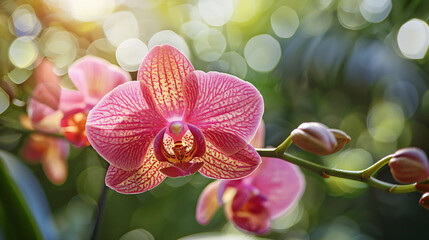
[0,156,43,240]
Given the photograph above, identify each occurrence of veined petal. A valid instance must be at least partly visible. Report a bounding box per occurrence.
[105,147,169,194]
[137,45,194,118]
[185,71,264,155]
[68,56,131,107]
[196,180,221,225]
[243,157,305,219]
[59,88,86,116]
[86,81,167,170]
[198,143,261,180]
[249,120,265,149]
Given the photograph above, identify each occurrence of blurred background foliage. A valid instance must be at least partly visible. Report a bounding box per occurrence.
[1,0,429,239]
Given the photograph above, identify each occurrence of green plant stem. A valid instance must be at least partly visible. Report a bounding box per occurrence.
[90,184,109,240]
[256,148,416,194]
[275,136,293,156]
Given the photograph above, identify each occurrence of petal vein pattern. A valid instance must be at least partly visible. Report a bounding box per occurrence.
[105,147,169,194]
[86,81,166,170]
[186,71,264,154]
[198,143,261,179]
[138,45,194,118]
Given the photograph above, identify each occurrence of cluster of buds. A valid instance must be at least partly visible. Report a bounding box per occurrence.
[291,122,351,155]
[388,148,429,210]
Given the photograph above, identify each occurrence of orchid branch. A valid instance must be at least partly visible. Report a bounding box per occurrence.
[256,148,417,194]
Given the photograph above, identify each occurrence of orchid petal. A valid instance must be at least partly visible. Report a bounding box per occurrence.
[196,180,221,225]
[58,88,86,116]
[86,81,167,170]
[68,56,131,107]
[27,99,62,133]
[243,157,305,218]
[32,82,61,110]
[185,71,264,155]
[137,45,194,118]
[198,143,261,179]
[249,120,265,149]
[42,138,69,185]
[105,147,169,194]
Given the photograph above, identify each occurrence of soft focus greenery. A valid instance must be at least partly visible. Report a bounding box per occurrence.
[1,0,429,239]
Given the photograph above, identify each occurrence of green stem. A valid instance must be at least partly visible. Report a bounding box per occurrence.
[256,148,416,194]
[275,135,293,156]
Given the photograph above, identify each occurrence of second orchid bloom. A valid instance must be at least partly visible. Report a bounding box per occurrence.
[86,45,264,194]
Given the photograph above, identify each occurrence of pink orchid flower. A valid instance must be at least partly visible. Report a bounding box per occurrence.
[86,45,264,194]
[196,121,305,234]
[59,56,131,147]
[20,59,69,185]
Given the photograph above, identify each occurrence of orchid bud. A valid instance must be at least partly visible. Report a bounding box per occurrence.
[415,182,429,193]
[329,129,351,154]
[291,122,337,155]
[419,192,429,210]
[388,148,429,184]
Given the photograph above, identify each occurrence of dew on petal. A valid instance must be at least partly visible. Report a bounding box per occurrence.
[244,34,281,72]
[116,38,148,72]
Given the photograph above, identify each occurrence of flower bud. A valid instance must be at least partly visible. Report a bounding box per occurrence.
[329,129,351,154]
[419,192,429,210]
[388,148,429,184]
[415,182,429,193]
[291,122,337,155]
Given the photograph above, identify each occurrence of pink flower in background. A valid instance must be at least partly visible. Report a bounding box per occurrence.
[21,59,69,185]
[196,122,305,234]
[86,45,264,194]
[59,56,131,147]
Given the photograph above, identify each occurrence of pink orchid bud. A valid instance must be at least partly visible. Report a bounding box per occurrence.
[291,122,337,155]
[419,192,429,210]
[415,182,429,193]
[329,129,351,154]
[388,148,429,184]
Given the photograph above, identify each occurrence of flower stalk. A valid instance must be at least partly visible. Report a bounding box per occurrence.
[256,143,417,194]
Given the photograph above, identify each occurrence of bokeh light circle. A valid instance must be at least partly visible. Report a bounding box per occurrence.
[193,28,226,62]
[244,34,281,72]
[397,18,429,59]
[271,6,299,38]
[207,51,247,79]
[103,11,139,47]
[0,88,9,115]
[337,0,367,30]
[181,20,209,39]
[198,0,234,27]
[359,0,392,23]
[68,0,115,22]
[116,38,148,72]
[9,36,38,69]
[148,30,190,58]
[367,102,405,143]
[12,4,41,38]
